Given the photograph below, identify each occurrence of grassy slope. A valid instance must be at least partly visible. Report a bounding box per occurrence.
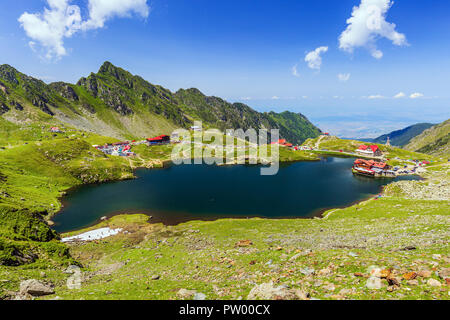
[405,119,450,157]
[0,122,448,300]
[303,135,440,164]
[0,127,135,270]
[372,123,435,147]
[3,167,447,300]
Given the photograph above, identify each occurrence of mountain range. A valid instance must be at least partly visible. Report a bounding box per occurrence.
[372,123,435,147]
[0,62,321,144]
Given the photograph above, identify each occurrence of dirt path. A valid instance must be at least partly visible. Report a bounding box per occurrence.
[314,135,325,149]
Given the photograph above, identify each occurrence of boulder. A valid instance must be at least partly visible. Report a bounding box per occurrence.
[366,277,383,290]
[19,279,54,297]
[438,268,450,279]
[247,282,306,300]
[177,289,197,299]
[402,272,418,280]
[427,279,442,287]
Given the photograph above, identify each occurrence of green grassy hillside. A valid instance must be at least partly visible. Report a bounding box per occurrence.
[405,119,450,157]
[373,123,435,147]
[0,62,321,144]
[2,161,448,300]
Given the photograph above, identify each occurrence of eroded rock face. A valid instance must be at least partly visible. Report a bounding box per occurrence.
[8,100,24,111]
[0,81,8,94]
[0,103,10,115]
[19,279,54,297]
[31,97,54,116]
[51,83,79,101]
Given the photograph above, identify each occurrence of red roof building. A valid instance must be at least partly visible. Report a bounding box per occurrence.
[147,135,171,145]
[357,145,383,157]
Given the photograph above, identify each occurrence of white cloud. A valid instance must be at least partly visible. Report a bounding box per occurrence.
[338,73,351,82]
[394,92,406,99]
[305,46,328,70]
[18,0,149,60]
[339,0,407,59]
[367,94,385,99]
[83,0,149,30]
[271,96,280,100]
[291,64,300,77]
[410,92,424,99]
[18,0,82,59]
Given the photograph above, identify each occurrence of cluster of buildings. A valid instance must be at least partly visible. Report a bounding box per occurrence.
[94,142,135,157]
[352,159,396,178]
[93,134,173,157]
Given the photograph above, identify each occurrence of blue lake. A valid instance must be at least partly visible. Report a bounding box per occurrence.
[53,157,420,233]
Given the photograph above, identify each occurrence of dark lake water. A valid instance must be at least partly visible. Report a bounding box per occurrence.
[53,157,420,233]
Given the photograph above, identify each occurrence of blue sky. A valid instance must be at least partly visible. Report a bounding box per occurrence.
[0,0,449,137]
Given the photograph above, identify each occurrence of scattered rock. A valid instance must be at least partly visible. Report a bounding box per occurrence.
[289,253,302,261]
[323,283,336,292]
[407,280,419,286]
[380,269,392,279]
[19,279,54,297]
[247,282,304,300]
[177,289,197,299]
[366,277,383,290]
[386,274,401,287]
[438,268,450,279]
[66,265,82,290]
[427,279,442,287]
[318,268,333,277]
[418,270,432,278]
[367,266,382,278]
[151,275,160,280]
[194,293,206,300]
[402,272,418,280]
[235,240,253,248]
[300,267,315,276]
[399,246,417,251]
[339,288,352,296]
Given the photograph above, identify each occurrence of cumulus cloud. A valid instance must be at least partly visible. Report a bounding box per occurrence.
[410,92,424,99]
[305,46,328,70]
[83,0,149,30]
[18,0,149,60]
[338,73,351,82]
[339,0,407,59]
[394,92,406,98]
